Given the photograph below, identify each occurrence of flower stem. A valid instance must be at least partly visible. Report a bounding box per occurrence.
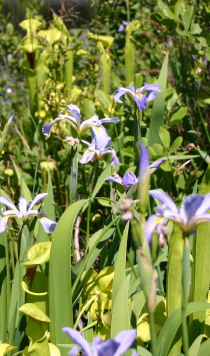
[148,309,158,356]
[182,236,190,356]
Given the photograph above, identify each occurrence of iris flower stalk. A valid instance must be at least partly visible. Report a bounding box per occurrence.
[147,190,210,356]
[42,104,119,150]
[114,84,161,155]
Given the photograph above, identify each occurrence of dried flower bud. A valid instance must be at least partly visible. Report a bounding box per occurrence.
[63,136,79,147]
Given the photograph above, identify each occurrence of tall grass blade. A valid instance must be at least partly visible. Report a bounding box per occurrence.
[189,165,210,343]
[49,199,86,355]
[148,52,169,148]
[166,223,184,356]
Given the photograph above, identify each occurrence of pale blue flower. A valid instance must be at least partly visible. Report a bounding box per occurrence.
[146,191,210,241]
[63,327,136,356]
[114,84,161,111]
[118,20,131,32]
[0,193,57,233]
[105,171,138,189]
[105,144,163,190]
[42,104,119,150]
[80,140,119,166]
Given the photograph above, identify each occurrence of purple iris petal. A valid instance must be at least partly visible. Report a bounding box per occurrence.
[113,329,136,356]
[38,215,57,233]
[114,88,132,103]
[67,104,81,125]
[118,24,125,32]
[194,193,210,215]
[133,93,147,111]
[141,83,162,92]
[180,195,205,223]
[149,190,179,213]
[122,172,138,189]
[149,158,164,171]
[62,328,92,356]
[28,193,48,210]
[91,125,111,150]
[105,176,123,185]
[100,117,120,124]
[139,143,149,181]
[110,151,119,167]
[0,197,18,211]
[80,149,95,164]
[97,339,120,356]
[0,216,9,233]
[145,214,162,244]
[69,346,79,356]
[42,116,71,136]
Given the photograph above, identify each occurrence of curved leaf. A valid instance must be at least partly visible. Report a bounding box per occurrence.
[157,302,210,356]
[49,199,87,353]
[22,242,51,268]
[19,303,51,323]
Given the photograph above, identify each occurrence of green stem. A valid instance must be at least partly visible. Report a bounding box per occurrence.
[197,104,210,145]
[74,295,97,330]
[86,198,92,247]
[9,239,15,277]
[182,306,189,356]
[148,310,158,356]
[80,321,98,333]
[126,0,130,22]
[182,236,190,356]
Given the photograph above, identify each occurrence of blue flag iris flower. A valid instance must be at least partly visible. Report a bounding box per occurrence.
[114,83,161,111]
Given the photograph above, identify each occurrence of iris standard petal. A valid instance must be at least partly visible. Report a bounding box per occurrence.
[113,329,136,356]
[62,328,92,356]
[27,193,48,211]
[67,104,81,126]
[141,83,162,92]
[149,190,179,213]
[194,193,210,215]
[80,149,95,164]
[180,195,205,223]
[110,150,120,166]
[0,216,9,233]
[37,212,57,233]
[18,197,28,215]
[139,143,149,181]
[0,197,18,211]
[80,115,99,134]
[122,172,138,189]
[114,87,134,103]
[133,93,147,111]
[91,125,111,150]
